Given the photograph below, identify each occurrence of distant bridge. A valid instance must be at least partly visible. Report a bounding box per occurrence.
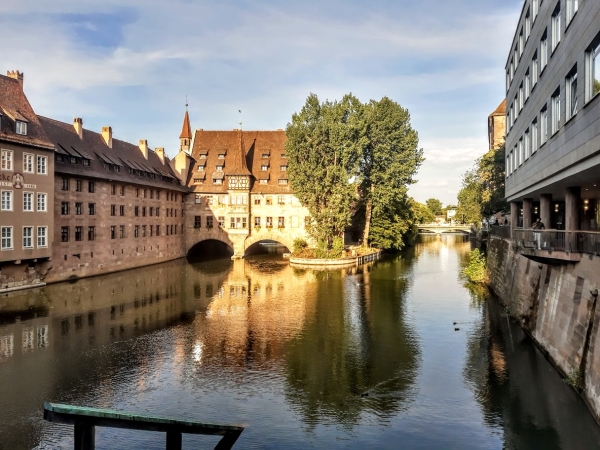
[417,224,472,234]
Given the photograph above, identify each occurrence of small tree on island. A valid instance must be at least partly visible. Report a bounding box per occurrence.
[286,93,423,252]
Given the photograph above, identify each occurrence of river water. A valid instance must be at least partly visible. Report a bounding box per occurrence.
[1,235,600,449]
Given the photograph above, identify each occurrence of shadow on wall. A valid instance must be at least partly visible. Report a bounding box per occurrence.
[244,240,290,257]
[187,240,234,262]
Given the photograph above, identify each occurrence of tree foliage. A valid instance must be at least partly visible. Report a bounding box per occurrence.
[425,198,443,216]
[456,145,507,224]
[410,199,435,224]
[286,93,423,251]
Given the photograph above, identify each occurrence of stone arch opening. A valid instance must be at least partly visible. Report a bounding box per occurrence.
[244,239,291,257]
[187,239,234,262]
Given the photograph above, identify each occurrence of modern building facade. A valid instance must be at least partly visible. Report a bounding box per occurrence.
[505,0,600,235]
[0,72,56,291]
[37,116,192,283]
[185,122,311,258]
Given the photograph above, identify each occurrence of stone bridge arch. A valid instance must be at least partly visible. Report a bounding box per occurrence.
[186,229,236,258]
[243,231,295,255]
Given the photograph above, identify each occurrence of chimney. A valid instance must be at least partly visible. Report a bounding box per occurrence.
[6,71,24,90]
[101,126,112,148]
[155,147,165,164]
[73,118,83,139]
[139,139,149,159]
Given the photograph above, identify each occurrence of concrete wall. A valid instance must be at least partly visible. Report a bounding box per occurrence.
[487,236,600,419]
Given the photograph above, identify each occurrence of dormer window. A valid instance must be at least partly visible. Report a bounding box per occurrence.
[198,165,205,172]
[280,165,287,171]
[216,165,224,171]
[261,165,268,171]
[218,153,225,159]
[15,120,27,135]
[262,153,269,158]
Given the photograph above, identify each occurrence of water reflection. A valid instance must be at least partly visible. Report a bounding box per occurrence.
[0,236,599,449]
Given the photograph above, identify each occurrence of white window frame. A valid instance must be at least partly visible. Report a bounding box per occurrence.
[37,192,47,212]
[525,129,530,160]
[532,54,539,87]
[532,119,538,154]
[23,191,33,212]
[567,72,578,120]
[22,226,33,249]
[551,7,561,52]
[525,71,531,101]
[541,34,548,71]
[37,226,47,248]
[518,139,524,166]
[552,90,561,135]
[1,190,13,211]
[567,0,578,25]
[541,108,548,144]
[15,121,27,135]
[23,153,34,173]
[37,155,47,175]
[1,226,13,250]
[532,0,539,22]
[519,84,524,111]
[525,11,531,41]
[1,149,13,171]
[586,42,600,102]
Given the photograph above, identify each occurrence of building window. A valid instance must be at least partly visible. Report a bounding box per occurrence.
[280,165,288,171]
[218,153,225,159]
[156,225,160,236]
[262,153,269,158]
[23,192,33,211]
[194,216,201,228]
[254,217,261,227]
[213,179,223,185]
[206,216,213,228]
[525,9,531,40]
[216,165,224,171]
[88,226,95,241]
[120,205,125,216]
[61,202,70,215]
[82,158,90,166]
[88,181,95,193]
[75,226,83,241]
[567,71,578,119]
[266,216,273,228]
[119,225,125,239]
[197,165,205,172]
[524,129,530,160]
[541,30,548,71]
[532,119,538,153]
[566,0,578,25]
[88,203,95,215]
[135,206,139,217]
[15,121,27,135]
[134,225,139,238]
[586,39,600,101]
[278,195,285,205]
[150,189,154,199]
[23,154,34,173]
[62,178,70,191]
[551,5,561,53]
[230,217,235,229]
[551,89,561,134]
[120,185,125,196]
[195,194,202,204]
[37,193,47,212]
[261,165,268,171]
[218,216,224,227]
[278,217,285,228]
[519,29,524,58]
[110,204,116,216]
[254,197,261,205]
[142,207,146,217]
[75,202,82,215]
[61,227,69,242]
[37,156,47,175]
[1,150,13,171]
[76,179,82,192]
[506,155,510,177]
[111,184,116,195]
[142,225,147,238]
[518,139,523,166]
[532,0,539,21]
[22,226,33,248]
[266,196,273,205]
[525,70,530,101]
[1,227,12,250]
[278,179,288,185]
[259,179,268,185]
[156,207,160,216]
[541,107,548,144]
[532,52,538,87]
[36,226,47,248]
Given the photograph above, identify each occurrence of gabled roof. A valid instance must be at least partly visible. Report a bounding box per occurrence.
[490,99,507,117]
[0,74,54,150]
[190,129,290,194]
[179,110,192,140]
[38,116,190,192]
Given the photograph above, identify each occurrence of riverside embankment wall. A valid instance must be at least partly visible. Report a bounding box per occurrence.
[487,236,600,420]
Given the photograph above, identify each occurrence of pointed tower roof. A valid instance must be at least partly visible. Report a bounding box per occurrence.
[226,129,252,176]
[179,109,192,140]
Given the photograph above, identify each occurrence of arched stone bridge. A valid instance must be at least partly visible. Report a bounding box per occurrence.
[417,224,472,235]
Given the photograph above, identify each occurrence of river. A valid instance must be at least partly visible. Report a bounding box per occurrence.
[1,235,599,449]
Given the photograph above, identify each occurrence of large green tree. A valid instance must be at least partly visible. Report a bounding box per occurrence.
[358,97,424,250]
[425,198,443,216]
[410,199,435,224]
[285,94,362,250]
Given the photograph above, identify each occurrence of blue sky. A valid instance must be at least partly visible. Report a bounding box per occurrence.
[0,0,522,205]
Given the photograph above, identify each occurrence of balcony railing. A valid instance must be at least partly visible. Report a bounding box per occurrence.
[489,225,511,239]
[513,229,600,255]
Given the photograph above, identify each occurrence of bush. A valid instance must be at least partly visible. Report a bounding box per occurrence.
[293,238,308,254]
[462,249,487,283]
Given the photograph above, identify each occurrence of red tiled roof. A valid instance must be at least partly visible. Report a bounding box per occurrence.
[190,130,291,194]
[179,110,191,139]
[0,74,54,150]
[38,116,190,192]
[490,99,506,116]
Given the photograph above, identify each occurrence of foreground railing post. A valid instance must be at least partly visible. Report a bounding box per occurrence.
[166,431,182,450]
[74,424,95,450]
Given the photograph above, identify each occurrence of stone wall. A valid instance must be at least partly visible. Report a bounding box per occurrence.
[487,236,600,420]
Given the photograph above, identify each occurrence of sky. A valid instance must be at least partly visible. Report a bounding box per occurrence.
[0,0,523,206]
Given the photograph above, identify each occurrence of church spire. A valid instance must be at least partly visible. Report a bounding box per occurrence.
[179,98,191,152]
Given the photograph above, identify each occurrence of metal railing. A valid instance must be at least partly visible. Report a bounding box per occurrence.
[512,229,600,255]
